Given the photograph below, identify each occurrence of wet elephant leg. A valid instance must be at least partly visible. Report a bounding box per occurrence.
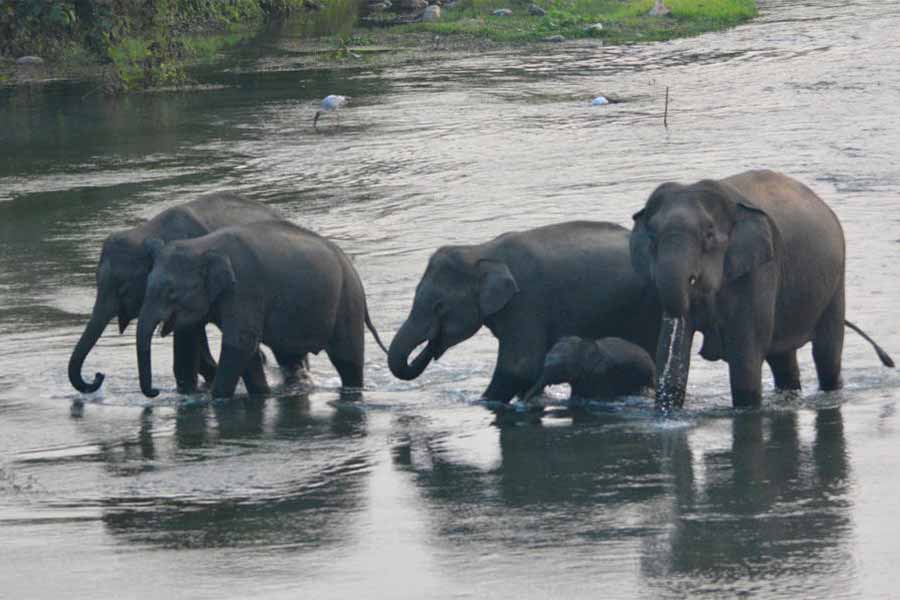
[211,343,256,400]
[766,350,801,391]
[194,326,217,384]
[483,334,546,403]
[241,349,271,395]
[326,309,365,389]
[812,288,845,391]
[274,350,311,384]
[173,329,200,394]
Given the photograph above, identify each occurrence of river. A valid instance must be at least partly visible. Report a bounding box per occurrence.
[1,0,899,597]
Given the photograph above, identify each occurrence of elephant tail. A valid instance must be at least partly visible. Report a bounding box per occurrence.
[365,307,389,355]
[845,319,895,368]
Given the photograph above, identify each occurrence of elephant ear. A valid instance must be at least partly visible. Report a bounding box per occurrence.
[206,251,236,304]
[724,201,776,282]
[477,259,519,318]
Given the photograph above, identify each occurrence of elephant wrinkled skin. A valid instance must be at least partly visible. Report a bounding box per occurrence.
[630,169,894,410]
[388,221,661,404]
[137,221,387,400]
[68,192,282,394]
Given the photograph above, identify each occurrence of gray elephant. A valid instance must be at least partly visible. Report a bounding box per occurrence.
[630,169,894,410]
[136,220,388,399]
[388,221,661,404]
[68,192,283,395]
[523,336,655,407]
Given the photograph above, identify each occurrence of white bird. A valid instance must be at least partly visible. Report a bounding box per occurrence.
[591,95,609,106]
[314,94,349,128]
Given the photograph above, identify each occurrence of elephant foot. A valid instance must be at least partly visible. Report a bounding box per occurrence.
[178,396,211,412]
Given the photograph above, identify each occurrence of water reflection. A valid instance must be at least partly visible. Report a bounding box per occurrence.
[96,396,370,549]
[643,408,853,596]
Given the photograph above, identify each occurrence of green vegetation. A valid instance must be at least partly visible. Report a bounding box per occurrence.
[0,0,757,92]
[0,0,313,91]
[393,0,757,43]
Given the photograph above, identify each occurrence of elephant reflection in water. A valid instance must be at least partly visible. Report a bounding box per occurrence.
[100,396,368,550]
[640,408,852,595]
[390,407,851,577]
[390,415,693,544]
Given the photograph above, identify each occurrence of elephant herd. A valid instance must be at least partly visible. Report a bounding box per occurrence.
[68,170,894,413]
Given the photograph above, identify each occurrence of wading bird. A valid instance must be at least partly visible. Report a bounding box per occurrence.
[314,94,349,129]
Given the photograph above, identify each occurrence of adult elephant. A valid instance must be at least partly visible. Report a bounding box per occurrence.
[630,169,894,410]
[136,221,388,399]
[388,221,661,404]
[68,192,282,394]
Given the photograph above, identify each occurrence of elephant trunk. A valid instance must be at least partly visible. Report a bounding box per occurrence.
[388,317,435,381]
[68,300,115,393]
[137,305,161,398]
[654,315,693,413]
[654,237,698,319]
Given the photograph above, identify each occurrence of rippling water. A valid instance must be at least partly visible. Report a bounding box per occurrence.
[1,1,899,597]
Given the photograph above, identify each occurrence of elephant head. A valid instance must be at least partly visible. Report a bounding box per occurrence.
[68,233,154,393]
[136,239,235,397]
[388,247,519,380]
[630,179,777,401]
[521,336,595,402]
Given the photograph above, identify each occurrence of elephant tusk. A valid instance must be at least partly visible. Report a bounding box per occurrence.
[689,275,697,287]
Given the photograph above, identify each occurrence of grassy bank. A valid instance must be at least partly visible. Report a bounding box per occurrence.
[1,0,757,91]
[391,0,757,43]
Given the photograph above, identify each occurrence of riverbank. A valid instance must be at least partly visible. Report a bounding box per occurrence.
[385,0,757,44]
[0,0,757,92]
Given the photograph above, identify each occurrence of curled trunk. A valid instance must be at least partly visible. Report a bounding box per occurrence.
[387,317,435,381]
[68,301,115,393]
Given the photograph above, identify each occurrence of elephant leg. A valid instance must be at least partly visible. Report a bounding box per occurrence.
[812,287,845,391]
[483,334,545,403]
[274,350,311,384]
[326,314,365,389]
[241,349,271,396]
[721,268,776,409]
[195,326,217,384]
[766,350,801,391]
[211,343,256,399]
[173,329,200,394]
[727,356,764,408]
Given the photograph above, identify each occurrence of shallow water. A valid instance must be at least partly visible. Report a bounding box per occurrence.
[1,0,899,597]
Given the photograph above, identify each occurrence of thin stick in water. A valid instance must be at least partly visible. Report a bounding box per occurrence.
[664,86,669,128]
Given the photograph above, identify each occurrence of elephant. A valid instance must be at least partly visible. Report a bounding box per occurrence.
[388,221,661,404]
[522,336,656,407]
[630,169,894,410]
[136,220,388,400]
[68,192,284,395]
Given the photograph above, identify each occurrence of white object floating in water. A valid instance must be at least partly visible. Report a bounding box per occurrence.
[314,94,349,128]
[591,95,609,106]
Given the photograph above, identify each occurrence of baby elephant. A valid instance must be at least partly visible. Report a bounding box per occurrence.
[523,336,656,407]
[136,220,387,399]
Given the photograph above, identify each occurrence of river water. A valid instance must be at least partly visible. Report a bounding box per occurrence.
[1,0,899,597]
